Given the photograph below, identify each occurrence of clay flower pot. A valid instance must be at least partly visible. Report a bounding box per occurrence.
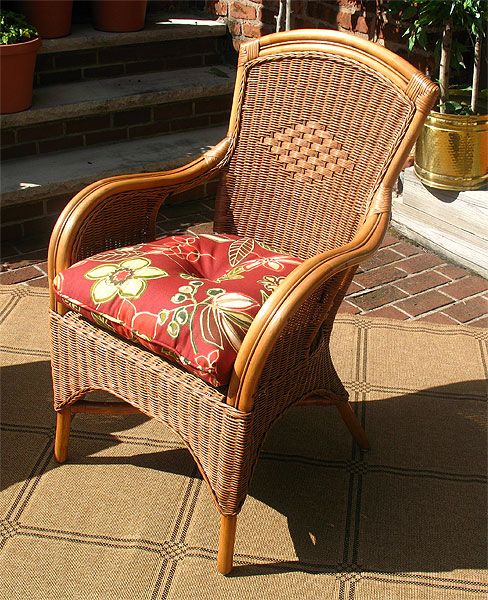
[92,0,148,33]
[19,1,73,39]
[0,36,42,114]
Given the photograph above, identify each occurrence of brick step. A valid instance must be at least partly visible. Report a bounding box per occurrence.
[1,125,226,243]
[35,12,228,86]
[0,66,235,160]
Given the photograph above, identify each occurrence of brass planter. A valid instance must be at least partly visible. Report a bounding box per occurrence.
[414,110,488,190]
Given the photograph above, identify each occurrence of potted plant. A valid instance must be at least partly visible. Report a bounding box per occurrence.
[92,0,148,33]
[388,0,487,190]
[0,10,41,115]
[19,1,73,39]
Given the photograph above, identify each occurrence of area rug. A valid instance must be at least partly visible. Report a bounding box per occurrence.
[1,284,487,600]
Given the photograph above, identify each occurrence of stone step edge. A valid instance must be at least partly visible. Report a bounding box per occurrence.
[1,66,235,129]
[39,12,226,55]
[1,126,227,207]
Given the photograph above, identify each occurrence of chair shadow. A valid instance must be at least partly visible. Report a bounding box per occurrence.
[1,359,486,576]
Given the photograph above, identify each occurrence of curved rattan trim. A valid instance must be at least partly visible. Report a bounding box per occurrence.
[253,29,421,83]
[228,212,389,410]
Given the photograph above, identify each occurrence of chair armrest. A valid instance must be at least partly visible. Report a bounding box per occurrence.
[48,138,231,311]
[228,210,390,411]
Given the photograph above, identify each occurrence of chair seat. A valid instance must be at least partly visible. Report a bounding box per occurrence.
[53,233,303,386]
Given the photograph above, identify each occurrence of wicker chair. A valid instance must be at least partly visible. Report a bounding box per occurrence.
[48,30,438,574]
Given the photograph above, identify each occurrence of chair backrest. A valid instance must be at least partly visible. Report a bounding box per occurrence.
[214,30,437,259]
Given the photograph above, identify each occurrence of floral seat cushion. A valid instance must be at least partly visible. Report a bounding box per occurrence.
[53,233,303,387]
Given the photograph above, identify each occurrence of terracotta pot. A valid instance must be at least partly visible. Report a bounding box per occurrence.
[19,1,73,39]
[92,0,148,33]
[0,37,41,114]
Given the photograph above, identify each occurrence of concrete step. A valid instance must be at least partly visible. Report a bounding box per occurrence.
[35,12,229,86]
[1,125,227,242]
[1,66,235,160]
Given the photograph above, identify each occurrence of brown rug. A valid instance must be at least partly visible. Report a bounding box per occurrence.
[0,284,487,599]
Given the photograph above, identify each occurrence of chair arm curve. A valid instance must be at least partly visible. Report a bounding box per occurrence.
[48,138,231,310]
[228,211,390,411]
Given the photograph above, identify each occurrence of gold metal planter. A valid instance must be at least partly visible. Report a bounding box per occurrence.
[414,110,488,190]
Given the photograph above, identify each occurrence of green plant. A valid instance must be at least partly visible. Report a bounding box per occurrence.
[387,0,487,114]
[0,10,38,45]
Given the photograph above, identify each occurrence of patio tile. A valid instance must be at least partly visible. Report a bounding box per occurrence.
[393,289,452,317]
[441,276,488,300]
[346,281,364,295]
[443,296,488,323]
[357,248,403,272]
[394,253,444,274]
[354,265,407,288]
[338,300,361,314]
[388,240,420,257]
[419,311,460,325]
[2,248,49,269]
[470,316,488,328]
[435,263,471,280]
[365,306,408,320]
[349,286,407,311]
[0,266,42,285]
[378,232,399,247]
[26,276,49,288]
[393,271,450,295]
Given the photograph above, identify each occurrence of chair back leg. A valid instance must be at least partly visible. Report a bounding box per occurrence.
[335,401,370,450]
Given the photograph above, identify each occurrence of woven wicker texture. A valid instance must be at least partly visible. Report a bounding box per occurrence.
[73,189,164,260]
[50,310,254,513]
[214,52,414,258]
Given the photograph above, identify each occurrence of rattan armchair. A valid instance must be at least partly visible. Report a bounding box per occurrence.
[48,30,437,574]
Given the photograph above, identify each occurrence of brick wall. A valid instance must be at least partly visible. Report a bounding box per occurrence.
[205,0,433,72]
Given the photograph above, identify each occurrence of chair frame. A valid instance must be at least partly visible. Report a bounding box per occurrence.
[48,30,437,574]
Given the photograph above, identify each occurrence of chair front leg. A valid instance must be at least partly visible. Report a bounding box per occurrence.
[217,514,237,575]
[54,408,72,463]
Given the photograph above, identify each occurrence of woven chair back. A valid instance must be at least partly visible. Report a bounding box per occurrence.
[214,39,416,259]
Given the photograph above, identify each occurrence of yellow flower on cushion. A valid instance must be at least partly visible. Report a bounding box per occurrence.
[85,257,168,304]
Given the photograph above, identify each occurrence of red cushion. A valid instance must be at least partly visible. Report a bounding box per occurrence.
[53,233,303,386]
